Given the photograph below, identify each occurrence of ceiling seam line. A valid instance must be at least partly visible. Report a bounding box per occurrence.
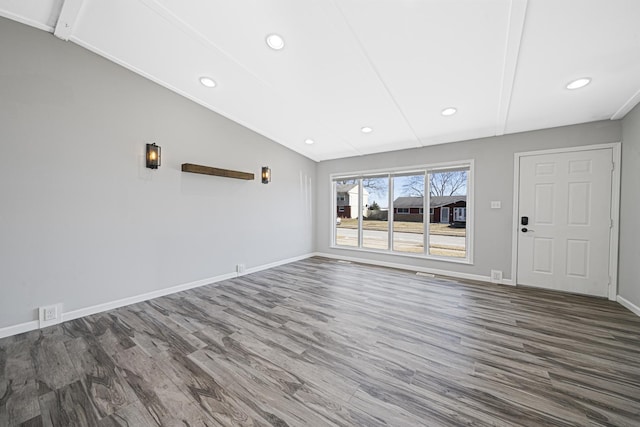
[495,0,528,136]
[329,0,423,148]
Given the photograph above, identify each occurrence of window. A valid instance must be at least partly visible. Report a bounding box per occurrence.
[332,162,472,263]
[363,176,388,250]
[393,173,424,253]
[427,169,469,258]
[334,179,358,247]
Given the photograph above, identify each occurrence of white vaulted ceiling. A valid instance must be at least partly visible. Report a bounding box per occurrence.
[2,0,640,161]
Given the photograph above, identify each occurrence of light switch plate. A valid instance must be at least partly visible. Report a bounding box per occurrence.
[491,201,501,209]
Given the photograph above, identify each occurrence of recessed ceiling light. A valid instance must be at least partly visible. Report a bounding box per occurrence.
[266,34,285,50]
[304,139,315,145]
[361,126,373,134]
[441,107,457,116]
[199,77,216,88]
[566,78,591,90]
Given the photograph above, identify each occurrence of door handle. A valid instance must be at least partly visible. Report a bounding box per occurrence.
[521,227,534,233]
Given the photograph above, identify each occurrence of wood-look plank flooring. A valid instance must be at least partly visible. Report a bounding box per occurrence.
[1,257,640,426]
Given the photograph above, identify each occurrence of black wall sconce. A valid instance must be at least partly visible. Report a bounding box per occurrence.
[261,166,271,184]
[146,143,161,169]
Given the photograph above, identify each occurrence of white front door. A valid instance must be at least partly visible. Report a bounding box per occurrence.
[517,148,613,297]
[440,207,449,223]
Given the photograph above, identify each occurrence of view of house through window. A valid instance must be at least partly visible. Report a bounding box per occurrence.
[333,165,470,261]
[393,173,425,253]
[363,177,389,250]
[334,179,359,247]
[427,169,468,258]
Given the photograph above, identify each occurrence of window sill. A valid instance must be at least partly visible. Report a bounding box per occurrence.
[329,244,473,265]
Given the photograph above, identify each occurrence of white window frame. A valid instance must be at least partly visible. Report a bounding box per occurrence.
[330,160,474,265]
[397,208,409,214]
[454,207,466,222]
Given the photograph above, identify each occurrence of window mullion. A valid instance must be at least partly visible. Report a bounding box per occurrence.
[389,176,394,251]
[358,178,363,248]
[424,172,429,256]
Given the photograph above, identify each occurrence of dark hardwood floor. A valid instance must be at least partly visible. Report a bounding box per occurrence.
[1,257,640,426]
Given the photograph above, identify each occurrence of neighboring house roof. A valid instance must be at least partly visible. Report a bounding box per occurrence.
[336,183,358,193]
[394,196,424,208]
[430,195,466,208]
[393,195,466,208]
[336,184,369,195]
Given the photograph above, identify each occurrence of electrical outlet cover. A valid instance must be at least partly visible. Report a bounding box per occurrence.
[490,270,503,283]
[39,303,63,328]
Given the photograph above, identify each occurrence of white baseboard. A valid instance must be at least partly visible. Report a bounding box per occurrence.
[313,252,504,285]
[0,253,316,339]
[617,295,640,317]
[0,320,40,340]
[61,272,238,323]
[242,253,316,276]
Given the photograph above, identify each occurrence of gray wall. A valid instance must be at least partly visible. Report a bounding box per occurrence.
[619,103,640,308]
[0,18,315,329]
[316,121,622,280]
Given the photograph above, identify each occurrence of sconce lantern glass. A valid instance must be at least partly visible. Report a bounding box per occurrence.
[146,143,161,169]
[261,166,271,184]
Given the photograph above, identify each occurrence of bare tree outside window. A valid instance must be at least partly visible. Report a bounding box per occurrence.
[402,171,467,196]
[429,171,467,196]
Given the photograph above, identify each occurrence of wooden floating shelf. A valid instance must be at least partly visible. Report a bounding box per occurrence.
[181,163,254,181]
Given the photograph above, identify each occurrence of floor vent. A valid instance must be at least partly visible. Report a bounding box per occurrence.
[416,272,435,277]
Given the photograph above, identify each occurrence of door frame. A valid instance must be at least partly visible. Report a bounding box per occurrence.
[511,142,621,301]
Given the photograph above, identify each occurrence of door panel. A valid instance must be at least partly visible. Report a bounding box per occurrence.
[566,239,589,277]
[534,184,554,223]
[567,182,590,225]
[532,237,553,273]
[517,148,612,297]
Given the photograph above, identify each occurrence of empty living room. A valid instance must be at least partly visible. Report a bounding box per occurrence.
[2,1,640,426]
